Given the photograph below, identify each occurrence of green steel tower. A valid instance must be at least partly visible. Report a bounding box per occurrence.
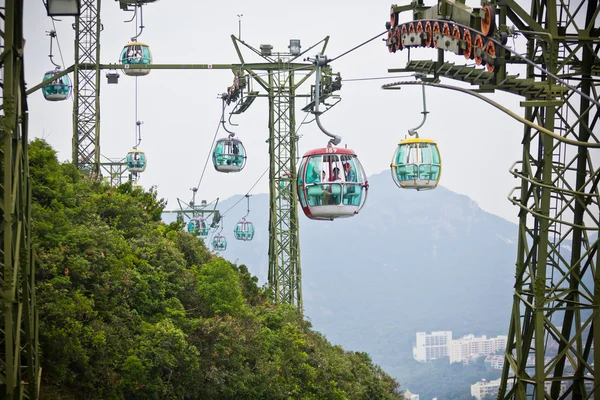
[73,0,102,176]
[385,0,599,397]
[0,1,40,398]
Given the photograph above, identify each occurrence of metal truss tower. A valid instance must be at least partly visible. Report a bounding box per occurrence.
[229,36,341,310]
[73,0,101,176]
[0,1,40,398]
[386,0,599,397]
[267,63,302,307]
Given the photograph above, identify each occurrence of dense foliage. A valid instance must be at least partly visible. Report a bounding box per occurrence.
[30,139,403,399]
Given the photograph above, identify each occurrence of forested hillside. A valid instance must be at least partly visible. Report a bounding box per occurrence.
[30,139,403,400]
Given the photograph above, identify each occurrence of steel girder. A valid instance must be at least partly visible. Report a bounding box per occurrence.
[387,0,600,397]
[73,0,101,176]
[0,1,40,398]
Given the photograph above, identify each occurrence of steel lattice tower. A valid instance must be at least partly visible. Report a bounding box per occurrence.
[386,0,599,397]
[72,0,101,176]
[267,64,302,308]
[0,0,40,398]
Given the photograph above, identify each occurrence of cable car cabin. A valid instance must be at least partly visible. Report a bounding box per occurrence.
[297,147,368,221]
[187,217,210,237]
[234,219,254,241]
[212,235,227,251]
[391,138,441,190]
[126,150,147,173]
[212,138,246,173]
[120,42,152,76]
[42,70,71,101]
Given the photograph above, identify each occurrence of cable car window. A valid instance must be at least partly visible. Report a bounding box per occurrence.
[299,189,307,207]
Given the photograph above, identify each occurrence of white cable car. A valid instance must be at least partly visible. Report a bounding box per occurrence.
[297,146,368,221]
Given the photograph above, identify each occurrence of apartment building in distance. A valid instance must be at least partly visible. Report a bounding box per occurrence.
[413,331,507,363]
[450,334,508,364]
[413,331,453,362]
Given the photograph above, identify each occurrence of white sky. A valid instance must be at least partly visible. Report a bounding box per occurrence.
[24,0,530,222]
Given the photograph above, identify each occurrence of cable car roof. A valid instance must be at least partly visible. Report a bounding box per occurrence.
[128,149,145,153]
[398,137,438,145]
[301,147,357,157]
[123,41,150,47]
[216,137,243,143]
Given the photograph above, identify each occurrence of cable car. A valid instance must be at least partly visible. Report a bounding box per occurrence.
[42,69,71,101]
[212,137,246,173]
[120,42,152,76]
[390,138,441,190]
[297,146,368,221]
[234,219,254,241]
[212,235,227,251]
[187,217,210,237]
[126,149,147,173]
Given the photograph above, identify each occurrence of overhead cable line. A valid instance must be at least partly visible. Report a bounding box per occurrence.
[194,117,222,192]
[343,74,413,82]
[328,30,388,63]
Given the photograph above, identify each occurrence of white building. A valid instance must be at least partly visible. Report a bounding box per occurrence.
[471,378,513,400]
[404,389,419,400]
[449,334,508,364]
[413,331,452,362]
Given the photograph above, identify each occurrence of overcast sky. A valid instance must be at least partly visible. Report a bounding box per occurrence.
[23,0,532,223]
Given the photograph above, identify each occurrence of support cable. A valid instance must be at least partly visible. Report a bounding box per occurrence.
[194,117,222,191]
[328,30,388,63]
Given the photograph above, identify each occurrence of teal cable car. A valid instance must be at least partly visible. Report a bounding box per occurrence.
[212,235,227,251]
[234,219,254,241]
[120,42,152,76]
[42,69,71,101]
[213,137,246,173]
[126,149,147,173]
[391,138,441,190]
[187,217,209,237]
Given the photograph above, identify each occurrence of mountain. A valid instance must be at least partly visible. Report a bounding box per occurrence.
[164,170,520,395]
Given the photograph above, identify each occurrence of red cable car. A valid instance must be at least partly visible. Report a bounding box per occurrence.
[296,146,368,221]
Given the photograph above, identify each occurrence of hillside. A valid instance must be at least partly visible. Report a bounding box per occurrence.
[29,139,404,399]
[200,170,521,397]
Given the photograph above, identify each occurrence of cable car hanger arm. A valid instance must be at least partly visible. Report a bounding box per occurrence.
[308,54,341,146]
[407,73,429,138]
